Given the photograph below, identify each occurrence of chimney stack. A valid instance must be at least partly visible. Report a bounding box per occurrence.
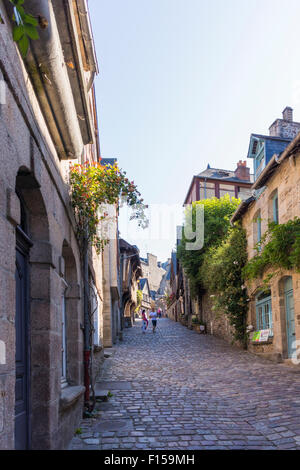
[269,106,300,138]
[282,106,293,122]
[234,160,250,181]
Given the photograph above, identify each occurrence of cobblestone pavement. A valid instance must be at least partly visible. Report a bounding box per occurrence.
[70,318,300,450]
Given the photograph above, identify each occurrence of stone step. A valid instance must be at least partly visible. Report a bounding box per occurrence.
[94,387,109,400]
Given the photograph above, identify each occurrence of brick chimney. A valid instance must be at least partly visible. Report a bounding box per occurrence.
[234,160,250,181]
[269,106,300,139]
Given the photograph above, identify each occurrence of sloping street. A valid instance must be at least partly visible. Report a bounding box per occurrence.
[70,319,300,450]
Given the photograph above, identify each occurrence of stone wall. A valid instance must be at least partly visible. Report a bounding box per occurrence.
[200,294,236,343]
[0,3,106,449]
[242,151,300,362]
[141,253,166,292]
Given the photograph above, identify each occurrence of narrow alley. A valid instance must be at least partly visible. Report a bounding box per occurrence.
[70,319,300,450]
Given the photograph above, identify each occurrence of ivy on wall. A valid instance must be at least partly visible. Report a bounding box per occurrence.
[177,195,240,297]
[243,218,300,285]
[201,224,249,347]
[177,196,250,346]
[135,290,143,313]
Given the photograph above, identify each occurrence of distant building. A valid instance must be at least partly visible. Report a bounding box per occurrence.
[138,278,152,315]
[184,162,253,205]
[119,239,142,328]
[140,253,166,293]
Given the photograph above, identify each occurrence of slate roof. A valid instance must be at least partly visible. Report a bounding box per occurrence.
[197,167,254,184]
[100,158,117,166]
[139,278,150,295]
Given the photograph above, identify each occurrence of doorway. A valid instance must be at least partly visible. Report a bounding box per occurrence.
[284,277,295,358]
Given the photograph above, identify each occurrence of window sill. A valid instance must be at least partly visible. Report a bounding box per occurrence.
[60,385,85,411]
[251,339,273,345]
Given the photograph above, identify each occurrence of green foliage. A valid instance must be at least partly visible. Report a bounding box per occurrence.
[9,0,39,57]
[135,290,143,312]
[69,161,148,254]
[165,292,176,308]
[74,428,82,435]
[202,224,249,347]
[244,218,300,283]
[177,195,240,296]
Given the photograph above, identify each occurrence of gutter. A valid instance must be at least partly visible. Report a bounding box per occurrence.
[19,0,84,159]
[230,196,255,224]
[76,0,98,87]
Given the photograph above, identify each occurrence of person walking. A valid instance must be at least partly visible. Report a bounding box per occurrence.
[149,307,158,333]
[141,310,148,334]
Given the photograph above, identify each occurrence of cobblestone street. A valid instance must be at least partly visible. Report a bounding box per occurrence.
[70,318,300,450]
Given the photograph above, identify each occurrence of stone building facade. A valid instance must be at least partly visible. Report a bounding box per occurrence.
[120,239,142,327]
[232,129,300,363]
[138,278,152,315]
[174,108,300,348]
[0,0,116,450]
[140,253,166,293]
[184,161,253,205]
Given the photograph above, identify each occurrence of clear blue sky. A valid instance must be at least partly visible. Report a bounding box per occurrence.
[89,0,300,262]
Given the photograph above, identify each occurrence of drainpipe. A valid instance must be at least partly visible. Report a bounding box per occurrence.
[119,252,124,331]
[19,0,84,159]
[82,232,91,409]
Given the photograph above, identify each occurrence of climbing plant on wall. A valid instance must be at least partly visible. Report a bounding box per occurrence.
[177,195,240,297]
[201,224,249,347]
[243,218,300,285]
[69,160,148,254]
[135,289,143,313]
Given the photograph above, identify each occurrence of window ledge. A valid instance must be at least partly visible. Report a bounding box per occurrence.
[251,339,273,345]
[60,385,85,411]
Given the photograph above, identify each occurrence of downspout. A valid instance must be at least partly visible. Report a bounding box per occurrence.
[82,232,91,410]
[20,0,84,159]
[119,252,124,332]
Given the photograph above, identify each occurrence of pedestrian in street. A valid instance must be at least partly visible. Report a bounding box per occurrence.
[149,307,158,333]
[141,310,148,334]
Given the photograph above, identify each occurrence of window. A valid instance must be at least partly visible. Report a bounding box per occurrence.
[272,192,279,224]
[256,290,273,335]
[253,210,262,247]
[91,281,101,347]
[219,183,236,199]
[61,287,67,387]
[254,142,265,179]
[252,140,258,155]
[199,182,215,199]
[61,259,68,389]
